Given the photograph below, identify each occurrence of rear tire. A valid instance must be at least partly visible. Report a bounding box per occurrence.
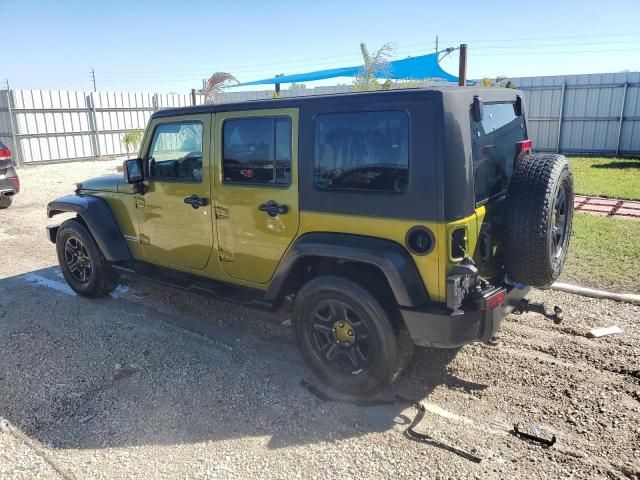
[293,275,411,396]
[0,196,13,209]
[503,153,574,287]
[56,218,118,297]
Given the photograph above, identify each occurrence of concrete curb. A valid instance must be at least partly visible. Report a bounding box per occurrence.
[551,282,640,304]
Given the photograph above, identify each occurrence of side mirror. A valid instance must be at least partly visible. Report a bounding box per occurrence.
[123,158,143,184]
[123,158,145,194]
[472,96,484,122]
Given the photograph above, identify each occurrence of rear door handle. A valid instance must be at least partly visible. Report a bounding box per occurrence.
[184,194,209,209]
[258,200,288,217]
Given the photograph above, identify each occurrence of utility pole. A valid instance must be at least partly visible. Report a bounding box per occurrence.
[435,35,438,53]
[458,44,467,86]
[191,88,197,106]
[90,68,97,92]
[4,79,9,90]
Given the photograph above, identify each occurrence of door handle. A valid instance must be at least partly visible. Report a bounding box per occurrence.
[258,200,288,217]
[184,194,209,209]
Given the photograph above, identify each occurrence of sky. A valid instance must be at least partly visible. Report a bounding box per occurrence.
[1,0,639,93]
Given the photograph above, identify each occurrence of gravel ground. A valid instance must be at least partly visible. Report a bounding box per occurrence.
[0,160,639,479]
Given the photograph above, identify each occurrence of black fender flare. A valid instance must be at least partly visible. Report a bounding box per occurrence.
[47,194,131,262]
[265,233,429,307]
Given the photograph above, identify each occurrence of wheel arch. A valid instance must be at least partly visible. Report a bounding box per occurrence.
[265,233,429,308]
[48,194,131,262]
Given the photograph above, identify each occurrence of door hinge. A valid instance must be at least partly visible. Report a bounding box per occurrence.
[135,197,145,208]
[139,234,150,245]
[215,206,229,219]
[218,249,234,262]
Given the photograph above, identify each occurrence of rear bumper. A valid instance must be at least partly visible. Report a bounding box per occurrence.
[400,284,530,348]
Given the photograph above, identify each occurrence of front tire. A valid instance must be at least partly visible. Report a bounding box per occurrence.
[56,218,118,297]
[293,275,410,396]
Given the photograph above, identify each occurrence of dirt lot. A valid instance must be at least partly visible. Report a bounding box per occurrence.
[1,160,639,479]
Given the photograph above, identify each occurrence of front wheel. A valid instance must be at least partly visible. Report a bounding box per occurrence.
[56,218,118,297]
[293,275,411,396]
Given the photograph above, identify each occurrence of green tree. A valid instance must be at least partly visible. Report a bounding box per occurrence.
[352,42,394,92]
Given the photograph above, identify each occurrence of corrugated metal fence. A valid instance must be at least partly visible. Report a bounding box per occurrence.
[1,72,638,165]
[511,72,640,155]
[0,90,205,165]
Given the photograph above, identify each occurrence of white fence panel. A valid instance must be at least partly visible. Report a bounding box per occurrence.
[511,72,640,155]
[1,73,638,165]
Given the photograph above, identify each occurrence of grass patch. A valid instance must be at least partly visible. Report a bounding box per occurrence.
[561,213,640,293]
[568,157,640,200]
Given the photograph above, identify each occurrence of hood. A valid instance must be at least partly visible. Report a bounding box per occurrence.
[77,174,134,194]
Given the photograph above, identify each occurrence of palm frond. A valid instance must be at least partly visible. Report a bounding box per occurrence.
[352,42,396,92]
[204,72,239,103]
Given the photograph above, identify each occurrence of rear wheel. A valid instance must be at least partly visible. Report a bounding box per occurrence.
[293,275,411,396]
[503,153,574,287]
[56,219,118,297]
[0,196,12,209]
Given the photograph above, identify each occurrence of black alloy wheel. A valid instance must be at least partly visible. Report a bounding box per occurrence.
[551,181,569,261]
[55,218,118,297]
[64,235,93,283]
[293,275,412,396]
[310,298,375,374]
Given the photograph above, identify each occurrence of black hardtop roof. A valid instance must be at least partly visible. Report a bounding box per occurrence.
[152,86,522,118]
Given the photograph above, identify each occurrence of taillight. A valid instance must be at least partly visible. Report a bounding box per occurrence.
[0,147,11,161]
[479,288,506,311]
[517,139,533,154]
[451,228,467,259]
[10,177,19,190]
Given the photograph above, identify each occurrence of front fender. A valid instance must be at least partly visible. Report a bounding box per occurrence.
[47,194,131,262]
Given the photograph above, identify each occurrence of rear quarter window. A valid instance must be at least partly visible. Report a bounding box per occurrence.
[314,111,409,193]
[471,102,526,204]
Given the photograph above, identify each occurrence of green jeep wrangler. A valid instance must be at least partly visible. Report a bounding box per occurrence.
[47,87,574,395]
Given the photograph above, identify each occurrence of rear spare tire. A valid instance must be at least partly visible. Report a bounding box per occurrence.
[503,153,574,287]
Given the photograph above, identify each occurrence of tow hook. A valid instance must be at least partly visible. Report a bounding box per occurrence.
[513,299,563,324]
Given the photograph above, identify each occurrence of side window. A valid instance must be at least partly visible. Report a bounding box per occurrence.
[148,122,203,182]
[223,117,291,186]
[314,111,409,192]
[470,103,526,203]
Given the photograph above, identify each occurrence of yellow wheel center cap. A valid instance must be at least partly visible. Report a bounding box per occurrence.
[332,320,355,346]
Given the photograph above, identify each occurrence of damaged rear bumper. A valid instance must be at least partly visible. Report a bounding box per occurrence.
[400,284,531,348]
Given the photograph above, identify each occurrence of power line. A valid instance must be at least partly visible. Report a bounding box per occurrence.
[95,33,640,76]
[431,31,640,45]
[10,31,640,89]
[472,47,640,56]
[95,43,639,82]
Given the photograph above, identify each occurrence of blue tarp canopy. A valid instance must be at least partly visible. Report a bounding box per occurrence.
[235,53,457,87]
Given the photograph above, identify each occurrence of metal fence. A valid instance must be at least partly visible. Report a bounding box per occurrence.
[511,72,640,156]
[1,72,639,165]
[0,90,205,165]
